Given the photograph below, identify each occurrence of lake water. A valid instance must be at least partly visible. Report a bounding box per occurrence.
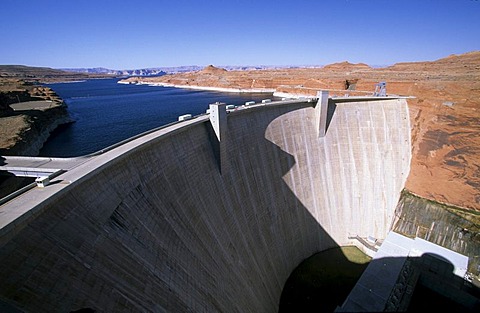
[40,78,278,157]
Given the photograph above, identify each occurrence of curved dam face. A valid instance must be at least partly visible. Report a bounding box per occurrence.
[0,98,411,312]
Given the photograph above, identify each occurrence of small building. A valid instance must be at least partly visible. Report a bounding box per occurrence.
[178,114,192,121]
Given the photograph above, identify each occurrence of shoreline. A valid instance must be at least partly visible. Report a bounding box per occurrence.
[118,80,316,99]
[46,80,87,84]
[273,91,316,99]
[118,80,277,94]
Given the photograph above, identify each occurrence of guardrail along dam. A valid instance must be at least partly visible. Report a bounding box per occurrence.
[0,94,412,312]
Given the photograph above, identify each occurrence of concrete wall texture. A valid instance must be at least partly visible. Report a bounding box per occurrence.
[0,98,411,312]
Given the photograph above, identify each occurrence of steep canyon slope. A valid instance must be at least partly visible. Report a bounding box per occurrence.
[121,51,480,212]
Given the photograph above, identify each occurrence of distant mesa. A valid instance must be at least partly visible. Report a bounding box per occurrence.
[0,65,112,83]
[61,67,166,77]
[322,61,371,71]
[201,65,228,74]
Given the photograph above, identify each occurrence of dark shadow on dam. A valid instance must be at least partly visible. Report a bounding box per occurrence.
[280,250,480,312]
[325,99,337,133]
[205,121,221,173]
[404,253,480,313]
[386,252,479,312]
[213,103,344,309]
[279,246,371,312]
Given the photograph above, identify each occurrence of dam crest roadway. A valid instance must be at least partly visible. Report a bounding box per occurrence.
[0,92,462,312]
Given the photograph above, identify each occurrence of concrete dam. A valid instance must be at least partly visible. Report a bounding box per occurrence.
[0,95,412,312]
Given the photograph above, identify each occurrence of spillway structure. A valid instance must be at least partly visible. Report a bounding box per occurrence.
[0,93,412,312]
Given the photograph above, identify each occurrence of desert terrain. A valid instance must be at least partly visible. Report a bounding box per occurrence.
[120,51,480,213]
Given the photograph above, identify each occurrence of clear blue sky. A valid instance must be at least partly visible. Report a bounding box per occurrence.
[1,0,479,69]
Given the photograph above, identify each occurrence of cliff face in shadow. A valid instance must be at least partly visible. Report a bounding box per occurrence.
[0,105,73,156]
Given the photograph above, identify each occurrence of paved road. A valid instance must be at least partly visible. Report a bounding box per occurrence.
[0,156,93,177]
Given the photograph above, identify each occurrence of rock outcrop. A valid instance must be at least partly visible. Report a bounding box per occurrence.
[200,64,228,74]
[0,78,73,156]
[321,61,371,71]
[0,106,73,156]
